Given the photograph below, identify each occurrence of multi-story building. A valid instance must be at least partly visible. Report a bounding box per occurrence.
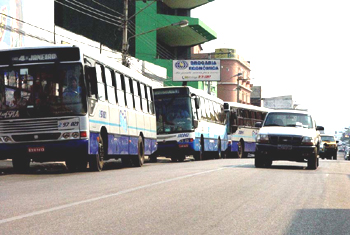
[192,48,252,103]
[54,0,217,88]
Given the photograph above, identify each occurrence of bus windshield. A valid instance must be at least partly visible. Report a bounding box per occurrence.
[0,63,86,119]
[155,96,193,134]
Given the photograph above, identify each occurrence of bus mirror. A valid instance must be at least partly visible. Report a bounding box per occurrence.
[224,103,229,111]
[193,120,199,129]
[255,122,262,128]
[195,97,200,109]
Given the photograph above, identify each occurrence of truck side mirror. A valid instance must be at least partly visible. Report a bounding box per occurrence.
[316,126,324,131]
[255,122,262,128]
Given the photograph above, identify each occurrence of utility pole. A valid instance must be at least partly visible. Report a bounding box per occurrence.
[122,0,129,66]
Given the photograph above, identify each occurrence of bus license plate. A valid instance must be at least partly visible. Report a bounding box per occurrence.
[28,147,45,153]
[277,145,292,150]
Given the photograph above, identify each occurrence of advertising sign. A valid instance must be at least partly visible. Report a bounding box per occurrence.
[173,60,221,82]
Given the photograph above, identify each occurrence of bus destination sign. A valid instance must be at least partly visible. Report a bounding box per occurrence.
[12,53,58,63]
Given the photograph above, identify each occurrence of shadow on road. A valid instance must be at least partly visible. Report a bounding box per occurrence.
[286,209,350,234]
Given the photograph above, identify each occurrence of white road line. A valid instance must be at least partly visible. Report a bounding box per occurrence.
[0,164,246,225]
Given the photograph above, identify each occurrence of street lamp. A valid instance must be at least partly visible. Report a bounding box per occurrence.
[122,20,189,66]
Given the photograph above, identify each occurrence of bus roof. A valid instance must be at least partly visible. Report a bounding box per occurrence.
[155,86,225,104]
[225,102,272,113]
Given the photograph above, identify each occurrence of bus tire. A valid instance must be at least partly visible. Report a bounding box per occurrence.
[216,139,222,159]
[12,157,30,173]
[149,155,157,163]
[66,158,88,172]
[178,154,186,162]
[194,136,205,161]
[132,136,144,167]
[238,140,248,158]
[89,133,105,172]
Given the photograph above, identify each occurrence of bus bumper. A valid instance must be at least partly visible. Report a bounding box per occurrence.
[156,141,196,157]
[0,140,88,162]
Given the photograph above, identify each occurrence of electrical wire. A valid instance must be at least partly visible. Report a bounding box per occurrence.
[66,0,123,21]
[54,0,123,28]
[91,0,124,17]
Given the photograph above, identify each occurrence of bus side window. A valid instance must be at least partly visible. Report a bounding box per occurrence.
[84,66,97,99]
[146,86,154,114]
[105,67,116,105]
[140,83,148,113]
[209,101,215,121]
[191,98,198,120]
[115,72,125,107]
[131,80,140,111]
[201,97,206,120]
[95,64,106,101]
[125,77,133,109]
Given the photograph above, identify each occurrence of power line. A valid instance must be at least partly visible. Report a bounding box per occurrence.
[54,0,123,28]
[67,0,123,21]
[91,0,124,17]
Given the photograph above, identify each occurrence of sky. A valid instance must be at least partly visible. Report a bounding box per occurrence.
[192,0,350,134]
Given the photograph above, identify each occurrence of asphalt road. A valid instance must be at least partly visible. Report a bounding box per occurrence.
[1,153,350,235]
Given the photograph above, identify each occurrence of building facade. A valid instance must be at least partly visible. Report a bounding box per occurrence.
[192,48,252,103]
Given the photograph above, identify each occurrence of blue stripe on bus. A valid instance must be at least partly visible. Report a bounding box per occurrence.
[89,120,156,133]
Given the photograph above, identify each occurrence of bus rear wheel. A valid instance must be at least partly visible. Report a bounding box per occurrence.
[132,136,144,167]
[90,133,105,172]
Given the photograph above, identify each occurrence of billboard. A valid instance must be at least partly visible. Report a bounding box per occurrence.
[172,60,221,82]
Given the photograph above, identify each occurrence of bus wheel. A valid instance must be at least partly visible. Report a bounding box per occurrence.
[12,157,30,173]
[178,155,186,162]
[216,139,222,159]
[66,158,88,172]
[238,141,248,158]
[194,137,205,161]
[132,136,144,167]
[90,134,105,171]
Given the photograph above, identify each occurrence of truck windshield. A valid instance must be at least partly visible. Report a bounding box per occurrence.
[0,63,86,119]
[155,96,193,134]
[264,112,313,128]
[321,136,335,142]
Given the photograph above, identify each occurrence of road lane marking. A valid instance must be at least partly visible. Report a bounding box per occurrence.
[0,163,248,225]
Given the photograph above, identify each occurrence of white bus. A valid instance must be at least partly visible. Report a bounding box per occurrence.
[0,45,157,172]
[225,102,271,158]
[152,86,228,162]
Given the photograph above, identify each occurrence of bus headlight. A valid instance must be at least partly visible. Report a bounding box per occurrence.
[179,138,194,143]
[301,136,314,146]
[257,134,269,144]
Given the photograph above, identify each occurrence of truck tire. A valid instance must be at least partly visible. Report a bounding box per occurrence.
[308,147,318,170]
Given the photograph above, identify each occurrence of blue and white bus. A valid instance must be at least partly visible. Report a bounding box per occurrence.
[224,102,271,158]
[0,45,157,172]
[152,86,228,162]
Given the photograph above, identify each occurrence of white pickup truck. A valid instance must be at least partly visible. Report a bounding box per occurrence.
[255,109,324,169]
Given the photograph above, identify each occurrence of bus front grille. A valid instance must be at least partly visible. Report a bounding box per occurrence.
[0,117,77,134]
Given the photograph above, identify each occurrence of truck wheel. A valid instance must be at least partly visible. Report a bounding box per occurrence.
[254,152,264,168]
[308,147,318,170]
[237,141,243,158]
[12,157,30,173]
